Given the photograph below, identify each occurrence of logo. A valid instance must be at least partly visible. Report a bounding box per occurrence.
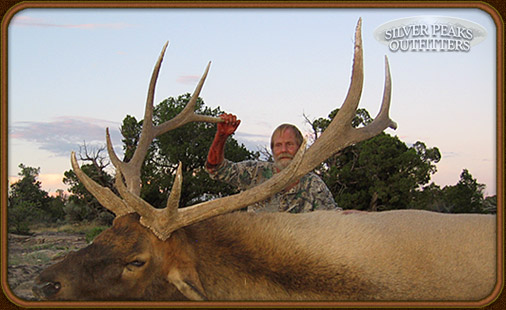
[374,16,487,52]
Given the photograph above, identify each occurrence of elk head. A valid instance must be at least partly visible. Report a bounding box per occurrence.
[32,18,396,301]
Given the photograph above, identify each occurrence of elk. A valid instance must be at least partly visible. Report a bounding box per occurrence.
[32,19,496,302]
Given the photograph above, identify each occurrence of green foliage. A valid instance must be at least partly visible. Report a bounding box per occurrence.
[63,163,115,225]
[121,114,142,162]
[441,169,489,213]
[482,195,497,214]
[332,134,440,210]
[409,182,444,211]
[8,200,32,235]
[8,164,65,234]
[46,195,66,221]
[9,164,47,208]
[85,226,108,243]
[410,169,492,214]
[63,201,91,223]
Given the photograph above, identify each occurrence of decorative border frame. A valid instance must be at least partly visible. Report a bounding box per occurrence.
[1,1,503,309]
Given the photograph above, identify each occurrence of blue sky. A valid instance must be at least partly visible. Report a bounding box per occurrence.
[7,6,498,196]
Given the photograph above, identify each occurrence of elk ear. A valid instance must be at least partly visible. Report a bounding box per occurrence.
[167,267,207,300]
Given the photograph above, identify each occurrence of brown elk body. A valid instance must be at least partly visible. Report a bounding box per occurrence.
[32,19,497,302]
[34,211,496,301]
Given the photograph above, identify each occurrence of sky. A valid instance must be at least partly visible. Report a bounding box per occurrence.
[6,5,498,197]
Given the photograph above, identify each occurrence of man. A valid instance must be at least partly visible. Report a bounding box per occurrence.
[206,113,340,213]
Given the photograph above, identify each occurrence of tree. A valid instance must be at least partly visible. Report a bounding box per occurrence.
[8,164,64,234]
[306,108,441,211]
[441,169,487,213]
[482,195,497,214]
[409,182,445,212]
[63,146,115,224]
[9,164,47,208]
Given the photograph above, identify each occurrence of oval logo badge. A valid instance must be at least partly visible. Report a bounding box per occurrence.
[374,16,487,52]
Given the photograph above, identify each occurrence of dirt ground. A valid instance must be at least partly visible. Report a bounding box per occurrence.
[6,232,89,301]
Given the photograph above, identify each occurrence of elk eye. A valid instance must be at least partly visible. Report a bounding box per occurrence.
[128,260,145,267]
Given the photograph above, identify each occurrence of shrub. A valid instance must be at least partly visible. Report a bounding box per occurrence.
[8,201,34,235]
[64,201,90,223]
[85,226,108,243]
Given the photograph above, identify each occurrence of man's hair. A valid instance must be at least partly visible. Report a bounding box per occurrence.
[270,124,304,151]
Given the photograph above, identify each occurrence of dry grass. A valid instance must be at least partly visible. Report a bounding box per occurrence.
[29,221,110,235]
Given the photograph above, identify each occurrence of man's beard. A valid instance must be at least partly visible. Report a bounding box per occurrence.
[274,153,294,170]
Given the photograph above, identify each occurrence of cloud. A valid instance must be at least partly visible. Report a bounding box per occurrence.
[233,132,270,153]
[176,75,200,85]
[442,151,459,159]
[11,15,132,30]
[235,132,270,140]
[9,116,123,157]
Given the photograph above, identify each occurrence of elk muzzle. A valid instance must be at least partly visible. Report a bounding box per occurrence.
[32,280,61,300]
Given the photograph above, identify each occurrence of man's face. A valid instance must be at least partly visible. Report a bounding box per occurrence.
[272,128,300,170]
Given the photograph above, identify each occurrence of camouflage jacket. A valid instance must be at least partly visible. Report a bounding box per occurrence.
[207,159,341,213]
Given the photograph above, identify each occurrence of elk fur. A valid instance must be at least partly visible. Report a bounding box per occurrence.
[34,209,496,301]
[183,210,496,301]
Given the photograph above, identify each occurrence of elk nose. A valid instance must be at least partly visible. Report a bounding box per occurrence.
[32,281,61,299]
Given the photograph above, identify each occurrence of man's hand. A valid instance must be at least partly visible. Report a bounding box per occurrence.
[217,113,241,137]
[206,113,241,171]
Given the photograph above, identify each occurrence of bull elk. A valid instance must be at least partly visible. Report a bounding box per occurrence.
[32,19,496,302]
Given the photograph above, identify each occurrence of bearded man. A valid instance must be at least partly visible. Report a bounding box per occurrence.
[206,113,340,213]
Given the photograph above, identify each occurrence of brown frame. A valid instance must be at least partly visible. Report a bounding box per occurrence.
[1,1,503,309]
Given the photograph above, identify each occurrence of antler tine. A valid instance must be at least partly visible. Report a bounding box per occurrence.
[129,41,170,165]
[70,152,134,216]
[335,17,364,122]
[293,18,365,173]
[166,162,183,219]
[355,55,397,138]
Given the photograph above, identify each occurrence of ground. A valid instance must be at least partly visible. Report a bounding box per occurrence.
[6,231,88,301]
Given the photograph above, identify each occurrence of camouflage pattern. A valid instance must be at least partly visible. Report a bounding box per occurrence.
[208,159,341,213]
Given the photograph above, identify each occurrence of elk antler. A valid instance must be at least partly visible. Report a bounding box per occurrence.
[71,18,396,241]
[294,19,396,177]
[71,41,221,215]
